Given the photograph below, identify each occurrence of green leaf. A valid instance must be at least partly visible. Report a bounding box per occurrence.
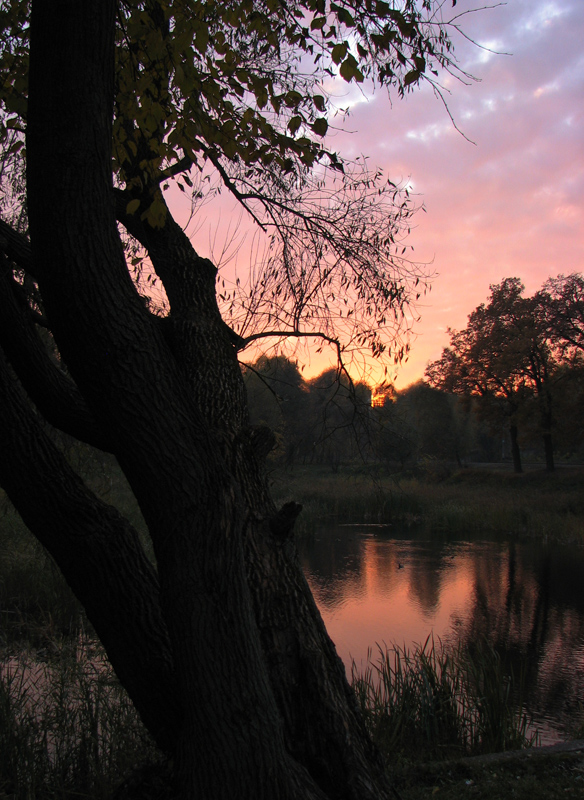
[288,115,303,135]
[5,116,23,130]
[403,69,420,87]
[336,8,355,27]
[256,88,269,109]
[310,16,326,30]
[143,198,167,228]
[285,90,303,108]
[331,42,348,64]
[339,55,363,83]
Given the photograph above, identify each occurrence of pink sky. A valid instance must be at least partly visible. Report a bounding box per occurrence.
[329,0,584,387]
[169,0,584,389]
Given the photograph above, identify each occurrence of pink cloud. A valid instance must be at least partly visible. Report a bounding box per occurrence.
[166,1,584,390]
[331,0,584,387]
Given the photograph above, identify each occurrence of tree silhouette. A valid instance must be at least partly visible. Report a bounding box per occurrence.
[427,279,560,472]
[0,1,483,796]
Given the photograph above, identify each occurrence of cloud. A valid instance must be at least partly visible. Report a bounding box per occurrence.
[166,1,583,390]
[327,0,584,387]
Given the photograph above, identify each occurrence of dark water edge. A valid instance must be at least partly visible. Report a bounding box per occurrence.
[299,523,584,745]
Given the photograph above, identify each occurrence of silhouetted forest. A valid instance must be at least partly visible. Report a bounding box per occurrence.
[246,275,584,473]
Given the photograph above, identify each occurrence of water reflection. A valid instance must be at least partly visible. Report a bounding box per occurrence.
[299,524,584,744]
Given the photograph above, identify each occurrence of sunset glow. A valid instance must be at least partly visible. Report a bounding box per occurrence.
[331,0,584,388]
[168,0,584,389]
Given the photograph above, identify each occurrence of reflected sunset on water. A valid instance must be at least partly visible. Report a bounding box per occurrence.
[300,525,584,744]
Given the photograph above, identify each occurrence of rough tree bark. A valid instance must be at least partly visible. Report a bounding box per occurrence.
[0,2,393,798]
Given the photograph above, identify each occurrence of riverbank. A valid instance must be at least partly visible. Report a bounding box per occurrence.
[393,739,584,799]
[2,463,584,797]
[269,463,584,541]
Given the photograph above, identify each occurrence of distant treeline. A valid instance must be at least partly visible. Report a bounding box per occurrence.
[240,358,495,473]
[244,275,584,473]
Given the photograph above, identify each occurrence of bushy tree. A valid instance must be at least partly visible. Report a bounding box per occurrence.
[244,355,310,465]
[539,273,584,356]
[427,278,561,472]
[392,381,474,468]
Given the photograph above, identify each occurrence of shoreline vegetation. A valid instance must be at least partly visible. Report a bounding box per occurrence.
[271,462,584,542]
[1,462,583,798]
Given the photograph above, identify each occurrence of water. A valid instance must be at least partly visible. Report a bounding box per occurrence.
[299,523,584,745]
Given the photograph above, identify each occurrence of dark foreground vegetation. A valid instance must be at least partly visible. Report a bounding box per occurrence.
[2,462,583,799]
[393,744,584,800]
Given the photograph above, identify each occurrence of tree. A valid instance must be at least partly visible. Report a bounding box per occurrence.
[539,273,584,356]
[426,300,526,473]
[393,381,474,468]
[244,355,309,466]
[427,279,561,473]
[370,385,416,469]
[305,368,372,472]
[0,1,479,797]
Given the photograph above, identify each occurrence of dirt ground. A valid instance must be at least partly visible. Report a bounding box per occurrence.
[393,740,584,800]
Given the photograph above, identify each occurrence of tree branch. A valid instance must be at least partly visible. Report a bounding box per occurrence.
[0,217,34,276]
[0,257,114,451]
[239,327,342,359]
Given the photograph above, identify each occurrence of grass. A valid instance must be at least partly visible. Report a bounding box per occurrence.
[268,465,417,535]
[0,633,537,799]
[269,463,584,541]
[400,466,584,540]
[0,502,84,651]
[0,447,150,652]
[351,636,538,765]
[0,469,157,799]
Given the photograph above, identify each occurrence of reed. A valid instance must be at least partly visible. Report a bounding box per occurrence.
[270,464,584,541]
[269,466,420,535]
[351,635,538,763]
[0,639,156,800]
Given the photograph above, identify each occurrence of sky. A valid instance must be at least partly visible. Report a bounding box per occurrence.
[170,0,584,390]
[330,0,584,388]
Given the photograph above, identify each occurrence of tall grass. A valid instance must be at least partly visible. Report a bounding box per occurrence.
[269,466,418,535]
[351,635,538,763]
[397,468,584,539]
[271,464,584,541]
[0,640,156,800]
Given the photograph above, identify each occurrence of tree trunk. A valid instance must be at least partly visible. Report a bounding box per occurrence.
[542,430,555,472]
[10,3,395,798]
[540,406,555,472]
[509,423,523,473]
[0,348,180,753]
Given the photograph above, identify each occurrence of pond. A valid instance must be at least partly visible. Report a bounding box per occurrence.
[299,523,584,745]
